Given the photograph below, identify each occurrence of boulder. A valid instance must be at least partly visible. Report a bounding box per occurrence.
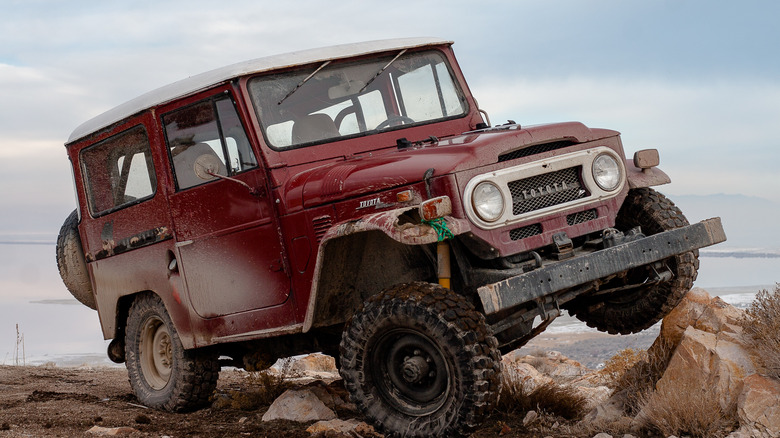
[501,361,553,393]
[738,374,780,436]
[261,389,337,422]
[269,353,340,383]
[651,288,743,357]
[655,326,757,412]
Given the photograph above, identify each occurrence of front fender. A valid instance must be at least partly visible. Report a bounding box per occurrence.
[302,207,471,332]
[625,159,671,189]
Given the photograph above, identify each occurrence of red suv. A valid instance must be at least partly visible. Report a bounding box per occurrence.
[57,38,726,437]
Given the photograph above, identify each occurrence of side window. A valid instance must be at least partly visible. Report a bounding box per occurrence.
[81,126,156,215]
[163,96,257,190]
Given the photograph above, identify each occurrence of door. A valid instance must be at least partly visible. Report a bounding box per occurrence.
[163,93,290,319]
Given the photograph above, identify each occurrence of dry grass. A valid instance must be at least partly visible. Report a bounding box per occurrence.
[606,339,675,416]
[637,372,737,438]
[497,374,587,420]
[741,284,780,379]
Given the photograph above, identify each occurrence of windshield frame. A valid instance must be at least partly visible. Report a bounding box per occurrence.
[247,49,469,152]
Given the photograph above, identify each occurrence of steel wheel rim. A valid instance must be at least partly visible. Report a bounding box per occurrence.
[370,328,451,416]
[139,316,172,390]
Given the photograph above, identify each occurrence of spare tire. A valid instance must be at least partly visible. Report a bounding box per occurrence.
[56,209,96,309]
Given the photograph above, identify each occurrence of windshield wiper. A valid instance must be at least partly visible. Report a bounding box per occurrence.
[359,49,407,93]
[278,60,331,105]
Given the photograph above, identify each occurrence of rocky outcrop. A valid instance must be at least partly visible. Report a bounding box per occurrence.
[257,288,779,437]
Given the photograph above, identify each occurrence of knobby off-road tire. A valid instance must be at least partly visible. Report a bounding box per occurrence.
[125,294,219,412]
[565,188,699,334]
[55,210,96,309]
[340,282,502,437]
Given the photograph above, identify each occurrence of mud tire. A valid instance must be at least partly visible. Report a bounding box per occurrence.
[55,209,96,309]
[339,282,501,437]
[565,188,699,334]
[125,294,219,412]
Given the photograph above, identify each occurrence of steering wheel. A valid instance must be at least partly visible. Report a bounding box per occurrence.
[375,115,415,130]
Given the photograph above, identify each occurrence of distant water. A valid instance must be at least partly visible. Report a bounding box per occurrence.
[0,242,777,366]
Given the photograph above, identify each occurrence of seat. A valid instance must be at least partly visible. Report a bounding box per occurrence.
[291,114,340,144]
[171,143,227,189]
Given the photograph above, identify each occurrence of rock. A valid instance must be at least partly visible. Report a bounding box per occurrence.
[583,394,625,424]
[270,354,340,383]
[655,326,757,413]
[591,433,612,438]
[727,424,776,438]
[306,419,379,437]
[522,410,538,426]
[738,374,780,436]
[653,288,743,356]
[261,389,337,422]
[501,361,553,393]
[574,385,612,410]
[306,383,356,412]
[86,426,138,436]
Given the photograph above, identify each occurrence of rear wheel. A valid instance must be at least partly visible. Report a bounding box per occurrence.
[564,188,699,334]
[125,294,219,411]
[340,282,501,437]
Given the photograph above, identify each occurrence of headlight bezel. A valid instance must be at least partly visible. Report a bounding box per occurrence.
[471,181,505,223]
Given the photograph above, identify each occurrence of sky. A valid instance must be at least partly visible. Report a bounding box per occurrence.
[1,0,779,238]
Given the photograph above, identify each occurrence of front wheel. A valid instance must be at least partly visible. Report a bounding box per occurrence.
[125,294,219,411]
[564,188,699,334]
[339,282,501,437]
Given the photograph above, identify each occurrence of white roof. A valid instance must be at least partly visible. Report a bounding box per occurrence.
[67,37,452,144]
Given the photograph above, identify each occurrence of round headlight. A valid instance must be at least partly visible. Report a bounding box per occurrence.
[472,181,505,222]
[592,154,622,191]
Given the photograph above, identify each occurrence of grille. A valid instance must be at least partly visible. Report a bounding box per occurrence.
[508,167,587,215]
[312,216,333,242]
[567,209,598,226]
[498,141,576,163]
[510,224,543,241]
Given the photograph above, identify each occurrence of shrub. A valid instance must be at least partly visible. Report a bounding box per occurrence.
[637,372,737,438]
[608,339,674,415]
[741,284,780,379]
[497,372,587,420]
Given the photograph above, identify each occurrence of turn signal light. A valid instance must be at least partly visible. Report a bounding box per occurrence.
[419,196,452,221]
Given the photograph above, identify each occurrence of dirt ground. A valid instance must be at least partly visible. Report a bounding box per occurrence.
[0,330,651,438]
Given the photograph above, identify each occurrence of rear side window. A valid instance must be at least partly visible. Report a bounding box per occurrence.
[80,126,156,216]
[163,96,258,190]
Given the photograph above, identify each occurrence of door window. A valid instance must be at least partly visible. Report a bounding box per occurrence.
[163,96,258,190]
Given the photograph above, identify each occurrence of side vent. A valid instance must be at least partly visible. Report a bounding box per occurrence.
[566,209,598,226]
[312,216,333,242]
[498,140,577,163]
[509,224,543,241]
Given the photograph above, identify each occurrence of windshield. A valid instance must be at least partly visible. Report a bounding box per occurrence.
[248,50,467,149]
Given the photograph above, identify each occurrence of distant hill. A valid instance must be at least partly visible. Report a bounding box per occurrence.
[668,193,780,250]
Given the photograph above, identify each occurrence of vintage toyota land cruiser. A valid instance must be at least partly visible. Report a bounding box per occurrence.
[57,38,726,436]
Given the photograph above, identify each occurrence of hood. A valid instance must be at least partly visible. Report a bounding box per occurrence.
[285,121,619,209]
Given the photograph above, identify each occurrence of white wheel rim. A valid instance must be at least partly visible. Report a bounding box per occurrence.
[140,316,172,390]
